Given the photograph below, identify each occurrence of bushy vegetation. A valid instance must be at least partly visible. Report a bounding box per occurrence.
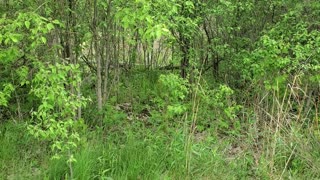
[1,0,319,179]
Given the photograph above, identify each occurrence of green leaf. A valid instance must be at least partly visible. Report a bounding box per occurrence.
[52,20,60,24]
[25,21,30,29]
[46,23,54,31]
[41,37,47,44]
[10,36,18,43]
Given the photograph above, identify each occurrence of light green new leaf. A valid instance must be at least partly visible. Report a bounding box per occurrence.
[25,21,30,29]
[41,37,47,44]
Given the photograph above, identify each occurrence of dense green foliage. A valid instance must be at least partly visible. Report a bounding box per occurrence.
[0,0,319,179]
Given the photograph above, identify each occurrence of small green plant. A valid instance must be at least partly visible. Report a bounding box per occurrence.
[197,83,242,134]
[104,101,127,127]
[0,83,14,107]
[28,63,89,179]
[154,73,188,120]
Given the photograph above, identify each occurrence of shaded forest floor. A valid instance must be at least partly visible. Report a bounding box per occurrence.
[1,70,319,179]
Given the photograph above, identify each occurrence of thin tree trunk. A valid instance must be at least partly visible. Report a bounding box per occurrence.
[93,0,102,110]
[180,38,190,79]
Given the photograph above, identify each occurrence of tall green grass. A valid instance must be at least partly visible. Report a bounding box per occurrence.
[0,122,45,179]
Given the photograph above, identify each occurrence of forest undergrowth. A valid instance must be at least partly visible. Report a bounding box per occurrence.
[1,70,319,179]
[1,0,320,179]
